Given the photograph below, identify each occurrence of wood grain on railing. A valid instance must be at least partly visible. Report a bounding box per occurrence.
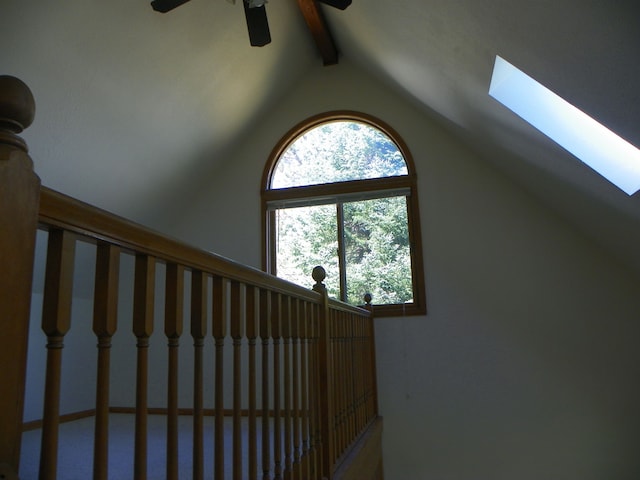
[93,243,120,480]
[308,301,321,478]
[282,294,293,478]
[291,297,301,478]
[271,292,283,480]
[38,188,320,303]
[190,269,207,480]
[260,289,271,480]
[312,267,334,478]
[246,286,259,480]
[299,300,311,478]
[230,280,244,480]
[40,228,76,480]
[133,254,156,480]
[165,263,184,480]
[0,75,40,479]
[212,277,227,480]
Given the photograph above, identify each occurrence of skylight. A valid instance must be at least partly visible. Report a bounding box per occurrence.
[489,55,640,195]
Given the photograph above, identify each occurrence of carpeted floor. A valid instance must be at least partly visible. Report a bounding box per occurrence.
[20,413,279,479]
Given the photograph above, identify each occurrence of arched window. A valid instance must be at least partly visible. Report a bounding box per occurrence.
[262,111,426,316]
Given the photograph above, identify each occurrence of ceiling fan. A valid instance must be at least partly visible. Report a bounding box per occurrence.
[150,0,351,63]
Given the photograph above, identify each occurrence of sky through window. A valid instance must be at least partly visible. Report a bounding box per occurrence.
[489,55,640,195]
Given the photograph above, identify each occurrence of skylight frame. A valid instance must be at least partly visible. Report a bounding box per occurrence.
[489,55,640,195]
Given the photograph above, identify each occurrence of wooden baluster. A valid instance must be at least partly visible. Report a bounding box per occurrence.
[352,315,359,435]
[299,301,310,479]
[212,277,227,480]
[133,254,156,480]
[362,316,368,427]
[92,243,120,480]
[352,314,360,434]
[330,310,338,460]
[230,281,244,480]
[362,315,369,429]
[39,229,76,480]
[312,266,334,479]
[191,270,208,480]
[344,315,350,444]
[342,314,348,453]
[369,314,379,420]
[282,296,293,479]
[362,317,369,425]
[363,320,371,423]
[165,263,184,480]
[346,313,355,446]
[333,311,341,459]
[290,298,301,479]
[246,286,259,480]
[363,294,378,423]
[271,293,282,480]
[259,289,271,480]
[364,318,372,423]
[0,75,40,479]
[355,315,364,435]
[344,313,353,451]
[307,302,319,479]
[333,310,343,460]
[358,315,366,432]
[349,314,356,438]
[361,317,368,424]
[316,304,323,479]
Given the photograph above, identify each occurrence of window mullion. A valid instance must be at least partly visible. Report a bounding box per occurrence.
[267,210,277,274]
[336,203,347,303]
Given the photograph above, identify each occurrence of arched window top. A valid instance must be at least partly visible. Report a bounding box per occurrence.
[262,111,426,317]
[271,119,409,189]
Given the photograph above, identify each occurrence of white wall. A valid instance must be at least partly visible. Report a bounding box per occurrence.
[154,60,640,479]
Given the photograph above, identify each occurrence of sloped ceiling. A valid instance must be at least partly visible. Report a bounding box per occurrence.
[321,0,640,272]
[1,0,316,215]
[2,0,640,272]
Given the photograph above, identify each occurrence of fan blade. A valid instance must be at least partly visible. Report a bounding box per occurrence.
[317,0,351,10]
[243,2,271,46]
[151,0,191,13]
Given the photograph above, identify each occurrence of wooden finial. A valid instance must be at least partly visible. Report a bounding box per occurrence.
[0,75,35,152]
[312,265,326,293]
[363,293,372,306]
[0,76,35,132]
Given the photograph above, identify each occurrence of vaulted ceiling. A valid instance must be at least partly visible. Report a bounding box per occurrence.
[2,0,639,272]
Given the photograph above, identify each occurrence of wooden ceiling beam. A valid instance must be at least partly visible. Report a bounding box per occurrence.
[296,0,339,66]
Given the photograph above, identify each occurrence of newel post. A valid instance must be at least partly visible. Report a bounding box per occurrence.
[312,266,335,480]
[363,293,380,416]
[0,75,41,478]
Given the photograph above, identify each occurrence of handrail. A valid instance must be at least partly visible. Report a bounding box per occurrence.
[39,186,322,302]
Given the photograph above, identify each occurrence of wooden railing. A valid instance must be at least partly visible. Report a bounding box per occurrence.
[0,75,382,480]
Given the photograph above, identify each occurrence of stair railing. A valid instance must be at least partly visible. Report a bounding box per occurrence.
[0,75,379,480]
